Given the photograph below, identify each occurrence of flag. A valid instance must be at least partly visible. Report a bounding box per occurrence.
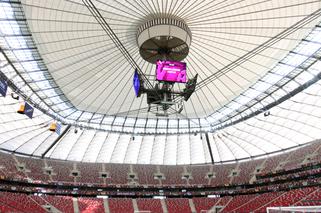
[24,102,34,119]
[0,79,8,97]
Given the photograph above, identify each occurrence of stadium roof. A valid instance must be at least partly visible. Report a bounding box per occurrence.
[1,0,321,164]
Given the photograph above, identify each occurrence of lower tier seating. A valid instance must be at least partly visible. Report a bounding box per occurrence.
[0,186,320,213]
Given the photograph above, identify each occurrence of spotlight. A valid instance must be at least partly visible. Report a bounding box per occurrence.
[11,93,19,100]
[264,111,270,117]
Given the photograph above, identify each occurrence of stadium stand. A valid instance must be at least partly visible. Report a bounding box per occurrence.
[0,204,19,212]
[108,198,134,213]
[16,155,49,182]
[260,153,289,174]
[221,194,257,212]
[296,188,321,206]
[46,159,75,183]
[78,197,105,213]
[187,165,211,185]
[76,162,104,185]
[311,144,321,163]
[215,196,232,207]
[231,159,264,184]
[42,195,74,213]
[2,2,321,213]
[256,187,317,212]
[166,198,192,213]
[30,195,51,209]
[0,192,46,213]
[0,152,26,180]
[0,140,321,187]
[133,165,159,185]
[192,197,220,212]
[161,165,186,185]
[282,143,320,170]
[234,192,283,213]
[137,198,163,213]
[0,187,319,212]
[0,140,320,213]
[210,164,235,186]
[106,164,130,185]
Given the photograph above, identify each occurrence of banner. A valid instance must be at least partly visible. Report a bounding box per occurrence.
[24,102,34,119]
[0,79,8,97]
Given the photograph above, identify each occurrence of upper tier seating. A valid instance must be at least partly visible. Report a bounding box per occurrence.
[16,155,49,182]
[161,166,186,185]
[187,165,211,185]
[105,164,130,185]
[46,159,75,183]
[133,165,159,185]
[76,163,104,185]
[231,159,264,184]
[210,164,235,186]
[282,143,320,170]
[0,140,320,188]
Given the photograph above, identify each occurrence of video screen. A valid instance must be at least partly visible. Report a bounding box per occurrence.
[156,60,187,83]
[133,69,140,97]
